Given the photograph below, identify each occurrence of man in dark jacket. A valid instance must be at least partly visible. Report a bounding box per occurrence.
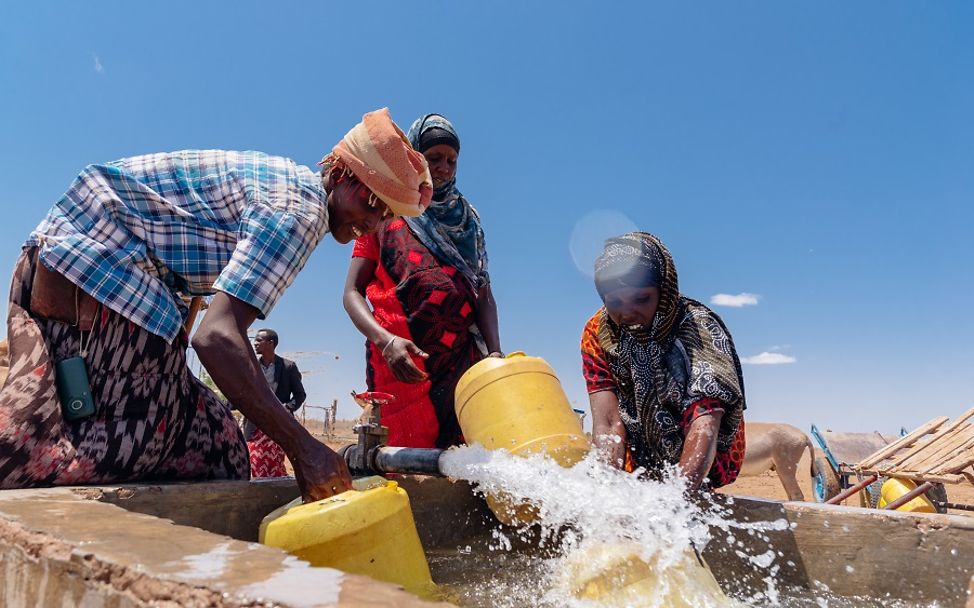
[244,328,307,477]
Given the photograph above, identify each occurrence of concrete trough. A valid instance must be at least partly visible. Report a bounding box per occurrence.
[1,478,973,607]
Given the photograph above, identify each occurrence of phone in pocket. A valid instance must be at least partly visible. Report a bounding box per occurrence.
[55,356,96,421]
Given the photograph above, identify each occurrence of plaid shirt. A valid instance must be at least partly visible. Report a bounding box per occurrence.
[27,150,330,343]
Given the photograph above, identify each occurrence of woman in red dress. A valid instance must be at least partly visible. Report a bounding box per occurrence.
[344,114,502,448]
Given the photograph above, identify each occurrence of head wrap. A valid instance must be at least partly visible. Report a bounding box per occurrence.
[324,108,432,217]
[593,232,746,477]
[594,232,680,344]
[403,113,489,290]
[408,114,461,154]
[415,127,460,153]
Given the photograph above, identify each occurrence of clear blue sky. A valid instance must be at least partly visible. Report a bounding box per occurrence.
[2,3,972,433]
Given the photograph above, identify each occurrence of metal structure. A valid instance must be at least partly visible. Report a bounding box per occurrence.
[810,425,898,506]
[339,391,445,477]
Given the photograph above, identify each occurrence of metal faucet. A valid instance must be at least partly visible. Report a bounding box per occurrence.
[340,391,445,477]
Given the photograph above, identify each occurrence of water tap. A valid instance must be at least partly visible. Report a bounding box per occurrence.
[340,390,445,477]
[341,391,393,475]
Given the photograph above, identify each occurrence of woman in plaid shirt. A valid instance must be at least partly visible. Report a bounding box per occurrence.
[0,109,432,502]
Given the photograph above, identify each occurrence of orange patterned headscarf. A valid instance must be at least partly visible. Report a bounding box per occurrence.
[323,108,432,217]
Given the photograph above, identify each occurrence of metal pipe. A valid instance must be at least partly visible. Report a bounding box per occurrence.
[373,447,445,477]
[339,393,446,477]
[341,444,446,477]
[883,481,934,511]
[825,474,878,505]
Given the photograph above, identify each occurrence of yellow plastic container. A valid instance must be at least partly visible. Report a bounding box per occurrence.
[259,476,434,595]
[562,542,732,608]
[454,352,591,524]
[877,478,936,513]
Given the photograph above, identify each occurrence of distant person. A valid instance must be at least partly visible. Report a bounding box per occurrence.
[344,113,502,448]
[0,108,432,502]
[580,232,747,493]
[242,328,307,478]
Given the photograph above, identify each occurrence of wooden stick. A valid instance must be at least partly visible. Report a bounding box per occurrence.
[885,435,939,469]
[932,452,974,477]
[868,472,965,485]
[880,410,974,470]
[896,426,974,472]
[858,416,949,469]
[918,425,974,465]
[184,296,203,336]
[914,433,974,475]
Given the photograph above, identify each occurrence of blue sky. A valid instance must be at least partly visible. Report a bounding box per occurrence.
[1,3,972,433]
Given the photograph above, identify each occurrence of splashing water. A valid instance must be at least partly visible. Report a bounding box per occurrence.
[435,445,942,608]
[437,445,777,608]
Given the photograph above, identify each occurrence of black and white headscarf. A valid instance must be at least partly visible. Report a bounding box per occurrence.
[594,232,746,471]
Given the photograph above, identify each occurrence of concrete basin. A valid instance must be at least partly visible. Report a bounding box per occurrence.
[1,477,973,607]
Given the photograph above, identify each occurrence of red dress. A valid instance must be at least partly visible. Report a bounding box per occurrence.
[353,219,482,448]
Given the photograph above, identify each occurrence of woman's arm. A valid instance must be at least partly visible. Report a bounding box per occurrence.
[193,292,351,502]
[590,389,627,469]
[476,281,502,356]
[678,410,723,493]
[342,256,428,383]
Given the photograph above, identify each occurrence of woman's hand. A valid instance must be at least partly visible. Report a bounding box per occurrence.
[678,411,723,493]
[292,438,353,502]
[590,390,627,469]
[488,351,504,358]
[381,336,429,383]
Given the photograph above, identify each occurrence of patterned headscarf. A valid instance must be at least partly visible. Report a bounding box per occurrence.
[323,108,432,217]
[405,113,489,290]
[594,232,680,345]
[594,232,746,471]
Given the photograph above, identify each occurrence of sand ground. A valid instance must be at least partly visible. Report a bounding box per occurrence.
[294,418,974,516]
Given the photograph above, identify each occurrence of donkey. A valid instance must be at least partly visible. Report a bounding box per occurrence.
[740,422,816,501]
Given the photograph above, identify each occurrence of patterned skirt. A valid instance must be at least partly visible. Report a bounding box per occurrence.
[247,428,287,478]
[0,248,250,488]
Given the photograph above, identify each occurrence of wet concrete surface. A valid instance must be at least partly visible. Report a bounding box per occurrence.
[0,484,447,607]
[3,478,974,607]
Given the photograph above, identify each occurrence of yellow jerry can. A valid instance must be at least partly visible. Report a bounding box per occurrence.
[454,352,591,525]
[259,476,434,596]
[877,477,936,513]
[563,542,733,608]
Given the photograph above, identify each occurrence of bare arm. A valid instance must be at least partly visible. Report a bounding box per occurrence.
[590,389,627,469]
[192,292,351,501]
[677,411,723,493]
[342,256,428,383]
[476,281,502,356]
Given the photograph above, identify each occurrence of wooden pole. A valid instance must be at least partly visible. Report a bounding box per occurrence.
[858,417,948,469]
[183,296,203,336]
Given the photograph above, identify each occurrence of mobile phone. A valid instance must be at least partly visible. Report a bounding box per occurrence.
[55,356,96,421]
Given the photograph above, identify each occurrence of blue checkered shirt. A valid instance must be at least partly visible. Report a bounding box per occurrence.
[27,150,330,343]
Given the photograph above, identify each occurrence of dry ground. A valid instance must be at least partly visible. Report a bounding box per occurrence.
[293,419,974,516]
[719,450,974,515]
